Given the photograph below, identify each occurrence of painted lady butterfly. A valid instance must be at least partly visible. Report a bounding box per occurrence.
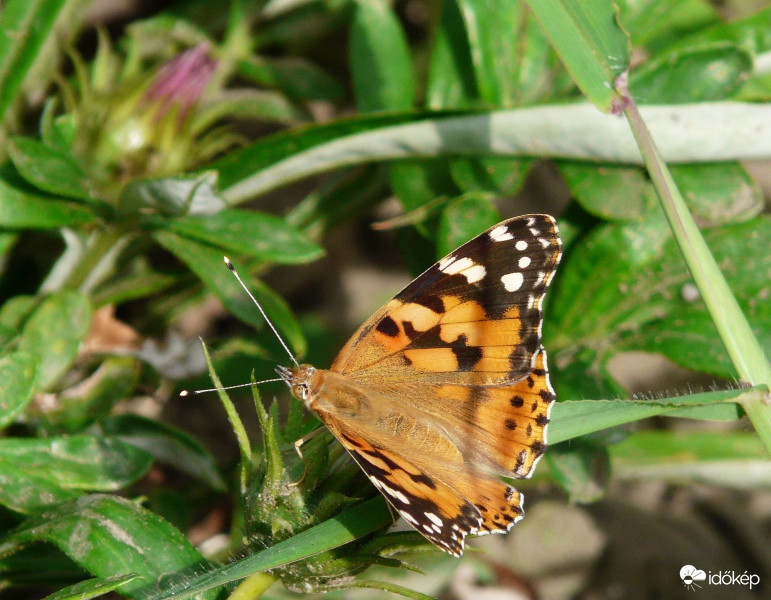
[276,214,562,556]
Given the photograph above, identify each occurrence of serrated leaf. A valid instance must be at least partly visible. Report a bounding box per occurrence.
[0,495,216,599]
[154,231,306,358]
[19,290,92,391]
[161,209,324,265]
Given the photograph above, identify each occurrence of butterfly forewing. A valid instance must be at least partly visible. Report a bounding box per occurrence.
[290,215,562,556]
[330,214,561,385]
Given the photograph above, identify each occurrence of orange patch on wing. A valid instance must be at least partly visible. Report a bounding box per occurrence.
[403,347,459,371]
[439,319,522,347]
[442,300,488,324]
[391,302,442,332]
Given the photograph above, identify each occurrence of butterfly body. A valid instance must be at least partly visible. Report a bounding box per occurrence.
[277,215,562,556]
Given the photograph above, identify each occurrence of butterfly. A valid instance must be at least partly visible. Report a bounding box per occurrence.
[276,214,562,556]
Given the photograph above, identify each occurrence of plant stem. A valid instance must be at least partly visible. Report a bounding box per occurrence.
[228,573,278,599]
[621,88,771,455]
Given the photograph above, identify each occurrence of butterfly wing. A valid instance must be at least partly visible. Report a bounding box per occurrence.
[330,215,561,386]
[318,215,562,555]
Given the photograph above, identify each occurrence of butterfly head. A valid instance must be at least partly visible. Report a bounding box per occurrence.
[276,364,319,407]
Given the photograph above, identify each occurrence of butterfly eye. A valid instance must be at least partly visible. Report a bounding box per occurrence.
[292,383,309,401]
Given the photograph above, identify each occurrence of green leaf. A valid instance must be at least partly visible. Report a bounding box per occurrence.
[154,231,306,358]
[525,0,630,110]
[450,156,532,198]
[0,0,68,122]
[0,351,38,429]
[548,388,747,445]
[559,162,654,221]
[609,431,771,488]
[0,461,78,513]
[99,413,226,491]
[437,194,500,257]
[391,160,458,215]
[350,0,415,111]
[237,56,344,101]
[629,43,753,103]
[43,573,141,600]
[0,170,96,228]
[669,162,763,224]
[119,171,227,217]
[546,441,609,503]
[0,435,153,491]
[0,495,215,599]
[144,496,392,600]
[426,0,479,109]
[211,105,771,204]
[19,291,92,391]
[548,216,770,381]
[7,137,96,203]
[0,545,88,587]
[42,356,141,432]
[616,0,718,47]
[160,209,324,265]
[285,166,388,239]
[458,0,551,106]
[0,294,38,331]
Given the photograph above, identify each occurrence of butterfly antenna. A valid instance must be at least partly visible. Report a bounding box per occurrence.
[224,257,299,367]
[180,377,284,397]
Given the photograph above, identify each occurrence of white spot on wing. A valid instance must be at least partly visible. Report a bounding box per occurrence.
[439,255,456,271]
[518,256,531,269]
[425,512,443,527]
[501,272,524,292]
[402,512,418,525]
[441,256,473,275]
[515,240,528,251]
[462,264,486,283]
[489,225,514,242]
[441,256,486,284]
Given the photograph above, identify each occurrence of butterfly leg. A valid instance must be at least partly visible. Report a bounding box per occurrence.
[289,426,327,487]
